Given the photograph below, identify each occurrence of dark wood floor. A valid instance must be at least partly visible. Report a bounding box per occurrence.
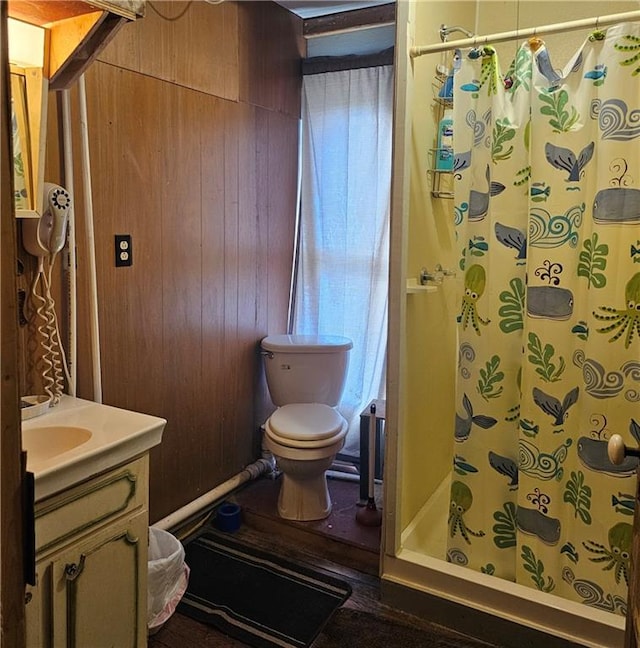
[148,475,497,648]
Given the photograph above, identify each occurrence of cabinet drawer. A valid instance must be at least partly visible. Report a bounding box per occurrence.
[35,456,148,555]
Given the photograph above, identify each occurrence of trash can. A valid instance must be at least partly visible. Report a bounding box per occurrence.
[147,527,190,635]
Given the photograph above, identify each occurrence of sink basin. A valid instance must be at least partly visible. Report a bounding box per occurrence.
[23,426,92,464]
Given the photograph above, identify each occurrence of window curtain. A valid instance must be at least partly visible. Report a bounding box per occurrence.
[448,22,640,614]
[293,65,393,448]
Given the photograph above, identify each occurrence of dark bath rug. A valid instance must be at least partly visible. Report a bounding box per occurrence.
[177,531,351,648]
[311,608,495,648]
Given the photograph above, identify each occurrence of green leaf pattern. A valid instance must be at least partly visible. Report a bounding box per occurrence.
[491,119,516,162]
[526,332,565,382]
[477,355,504,401]
[578,233,608,289]
[493,501,518,549]
[522,546,555,592]
[538,89,580,132]
[498,278,525,333]
[563,471,592,524]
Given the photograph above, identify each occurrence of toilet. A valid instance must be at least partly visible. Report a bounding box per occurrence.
[261,334,353,521]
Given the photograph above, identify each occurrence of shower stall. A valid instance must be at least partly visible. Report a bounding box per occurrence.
[383,2,640,646]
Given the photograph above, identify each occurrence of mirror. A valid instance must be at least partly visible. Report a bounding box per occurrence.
[10,66,47,219]
[11,70,32,214]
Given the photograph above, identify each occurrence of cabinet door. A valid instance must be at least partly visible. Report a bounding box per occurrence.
[50,511,148,648]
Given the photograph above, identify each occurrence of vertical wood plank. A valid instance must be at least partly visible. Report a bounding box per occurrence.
[222,98,241,472]
[200,91,227,486]
[253,107,272,428]
[237,102,259,459]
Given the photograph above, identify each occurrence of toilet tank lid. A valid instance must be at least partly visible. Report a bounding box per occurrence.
[261,334,353,353]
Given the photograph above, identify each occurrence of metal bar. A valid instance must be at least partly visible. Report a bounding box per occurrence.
[410,10,640,58]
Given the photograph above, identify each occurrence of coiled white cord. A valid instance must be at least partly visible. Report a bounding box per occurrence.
[28,252,71,405]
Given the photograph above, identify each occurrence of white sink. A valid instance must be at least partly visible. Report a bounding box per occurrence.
[22,396,166,501]
[23,425,92,463]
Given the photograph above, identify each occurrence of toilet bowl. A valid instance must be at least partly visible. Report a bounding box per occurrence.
[264,402,348,521]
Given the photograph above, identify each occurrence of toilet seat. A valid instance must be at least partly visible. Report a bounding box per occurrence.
[266,403,347,449]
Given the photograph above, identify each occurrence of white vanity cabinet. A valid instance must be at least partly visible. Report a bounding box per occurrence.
[26,455,150,648]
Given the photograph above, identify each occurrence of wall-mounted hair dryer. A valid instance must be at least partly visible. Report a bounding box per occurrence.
[22,183,71,258]
[22,182,72,407]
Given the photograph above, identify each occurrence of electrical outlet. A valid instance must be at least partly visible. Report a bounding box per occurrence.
[115,234,132,267]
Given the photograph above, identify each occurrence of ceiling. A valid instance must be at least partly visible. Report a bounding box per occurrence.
[275,1,390,19]
[275,1,395,57]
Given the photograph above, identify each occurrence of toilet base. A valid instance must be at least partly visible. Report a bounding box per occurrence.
[263,411,347,522]
[277,470,332,521]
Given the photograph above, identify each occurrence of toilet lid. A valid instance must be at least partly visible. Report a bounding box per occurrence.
[269,403,344,442]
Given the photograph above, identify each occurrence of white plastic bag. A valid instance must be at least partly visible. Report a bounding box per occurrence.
[147,527,190,635]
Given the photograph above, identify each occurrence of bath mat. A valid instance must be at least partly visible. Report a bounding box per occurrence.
[177,531,351,648]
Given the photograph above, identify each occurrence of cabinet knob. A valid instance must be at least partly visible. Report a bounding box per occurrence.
[608,434,640,465]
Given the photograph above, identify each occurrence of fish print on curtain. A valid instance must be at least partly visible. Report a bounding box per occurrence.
[448,22,640,615]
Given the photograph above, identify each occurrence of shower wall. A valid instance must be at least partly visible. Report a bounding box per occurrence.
[401,0,473,530]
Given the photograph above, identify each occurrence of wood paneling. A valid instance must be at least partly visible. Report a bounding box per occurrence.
[237,0,303,116]
[40,2,303,522]
[98,0,240,101]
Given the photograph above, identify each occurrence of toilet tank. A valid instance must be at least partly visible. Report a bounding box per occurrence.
[261,335,352,407]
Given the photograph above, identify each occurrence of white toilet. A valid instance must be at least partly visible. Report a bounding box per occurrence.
[261,334,353,521]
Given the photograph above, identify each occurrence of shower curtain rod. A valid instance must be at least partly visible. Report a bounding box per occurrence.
[410,9,640,58]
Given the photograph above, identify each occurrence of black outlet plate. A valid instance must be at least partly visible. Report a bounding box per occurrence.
[115,234,132,267]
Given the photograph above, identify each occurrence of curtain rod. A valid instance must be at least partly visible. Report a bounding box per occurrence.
[410,9,640,58]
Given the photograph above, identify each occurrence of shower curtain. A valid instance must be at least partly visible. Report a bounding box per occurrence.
[448,22,640,614]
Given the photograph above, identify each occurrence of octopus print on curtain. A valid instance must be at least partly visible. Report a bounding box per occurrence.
[448,22,640,614]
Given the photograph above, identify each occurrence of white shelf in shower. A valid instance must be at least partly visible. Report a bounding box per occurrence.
[406,278,438,294]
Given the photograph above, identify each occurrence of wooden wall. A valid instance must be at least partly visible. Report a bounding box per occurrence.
[2,2,27,642]
[41,1,302,522]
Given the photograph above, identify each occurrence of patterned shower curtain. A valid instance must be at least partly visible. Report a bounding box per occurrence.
[448,22,640,615]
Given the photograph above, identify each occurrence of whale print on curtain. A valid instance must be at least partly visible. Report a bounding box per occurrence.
[448,22,640,614]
